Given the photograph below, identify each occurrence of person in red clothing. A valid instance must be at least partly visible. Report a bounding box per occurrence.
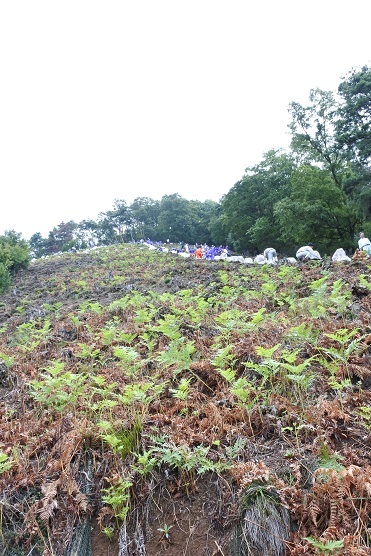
[194,246,203,259]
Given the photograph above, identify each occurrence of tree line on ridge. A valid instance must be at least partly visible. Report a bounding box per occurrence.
[3,65,371,270]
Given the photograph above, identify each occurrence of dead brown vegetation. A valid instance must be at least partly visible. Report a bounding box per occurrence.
[0,246,370,555]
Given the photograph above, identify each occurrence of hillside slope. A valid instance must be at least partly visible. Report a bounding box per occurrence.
[0,245,370,556]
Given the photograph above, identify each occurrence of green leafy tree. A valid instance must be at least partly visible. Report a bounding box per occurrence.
[45,221,78,254]
[0,230,30,273]
[187,199,219,244]
[157,194,194,242]
[156,194,217,244]
[208,209,228,246]
[336,65,371,166]
[220,150,295,253]
[97,199,133,244]
[129,197,160,240]
[341,163,371,225]
[72,219,99,249]
[335,66,371,227]
[0,230,30,292]
[288,85,365,245]
[288,88,345,188]
[29,232,48,258]
[274,165,359,252]
[0,263,12,293]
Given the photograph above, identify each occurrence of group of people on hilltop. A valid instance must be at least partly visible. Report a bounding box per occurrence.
[178,242,231,260]
[191,244,230,260]
[253,243,321,265]
[259,231,371,265]
[143,239,231,260]
[144,232,371,264]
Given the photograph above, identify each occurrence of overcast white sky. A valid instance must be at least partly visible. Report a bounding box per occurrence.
[0,1,370,239]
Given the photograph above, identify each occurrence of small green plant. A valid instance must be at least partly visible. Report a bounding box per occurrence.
[244,344,281,390]
[295,276,328,318]
[215,308,264,337]
[108,296,131,314]
[260,277,278,301]
[285,322,319,346]
[225,437,247,459]
[132,449,158,476]
[148,437,228,486]
[304,536,344,554]
[98,419,142,458]
[78,300,103,314]
[99,319,138,346]
[102,526,115,539]
[211,344,235,371]
[72,279,88,292]
[75,342,101,361]
[157,523,173,540]
[328,279,351,314]
[358,405,371,429]
[277,265,299,280]
[149,314,182,340]
[282,422,306,452]
[316,444,344,473]
[42,301,63,317]
[113,345,141,377]
[0,451,13,473]
[170,377,192,401]
[358,273,371,289]
[319,327,365,380]
[0,352,14,369]
[14,319,51,353]
[99,321,118,345]
[280,352,316,408]
[30,359,86,412]
[156,338,195,375]
[117,380,167,410]
[102,477,133,521]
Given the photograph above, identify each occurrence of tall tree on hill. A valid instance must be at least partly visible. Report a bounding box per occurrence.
[336,65,371,166]
[220,150,295,253]
[288,88,345,188]
[336,66,371,225]
[29,232,48,258]
[274,165,359,253]
[97,199,133,244]
[0,230,30,292]
[188,199,219,245]
[45,221,77,254]
[75,219,100,248]
[156,194,216,244]
[208,202,228,247]
[156,194,194,243]
[129,197,160,240]
[288,86,364,243]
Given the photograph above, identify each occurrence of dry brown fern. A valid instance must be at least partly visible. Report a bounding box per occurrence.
[230,460,270,490]
[38,478,61,523]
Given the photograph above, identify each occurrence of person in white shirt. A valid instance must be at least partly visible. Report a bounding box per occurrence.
[296,243,321,261]
[358,232,371,255]
[263,247,278,264]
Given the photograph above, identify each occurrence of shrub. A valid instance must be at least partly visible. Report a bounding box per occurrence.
[0,263,11,293]
[0,231,30,293]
